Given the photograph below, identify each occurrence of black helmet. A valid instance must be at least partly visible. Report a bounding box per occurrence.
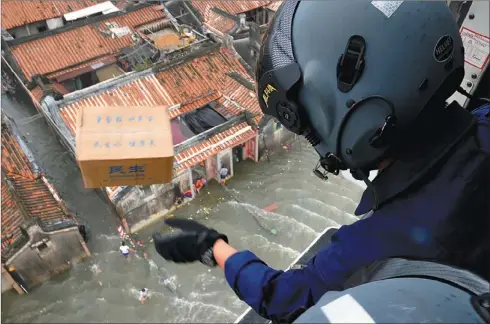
[256,0,464,175]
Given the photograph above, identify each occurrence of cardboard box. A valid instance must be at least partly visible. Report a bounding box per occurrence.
[75,105,174,188]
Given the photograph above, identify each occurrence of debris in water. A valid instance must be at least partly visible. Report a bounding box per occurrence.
[270,228,278,235]
[263,203,278,212]
[98,281,103,286]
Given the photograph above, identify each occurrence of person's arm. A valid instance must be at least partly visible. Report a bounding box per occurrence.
[214,215,435,321]
[213,239,338,320]
[213,239,238,269]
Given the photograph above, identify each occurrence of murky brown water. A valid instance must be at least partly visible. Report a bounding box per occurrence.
[1,94,363,323]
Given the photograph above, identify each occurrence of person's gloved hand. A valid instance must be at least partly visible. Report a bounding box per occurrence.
[152,218,228,267]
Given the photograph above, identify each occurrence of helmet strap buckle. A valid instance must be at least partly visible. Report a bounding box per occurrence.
[369,115,398,148]
[313,154,342,181]
[337,35,366,93]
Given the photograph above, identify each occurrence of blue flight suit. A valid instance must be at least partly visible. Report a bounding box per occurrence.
[224,103,490,321]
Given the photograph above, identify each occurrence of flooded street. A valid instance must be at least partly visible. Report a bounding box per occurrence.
[1,94,363,323]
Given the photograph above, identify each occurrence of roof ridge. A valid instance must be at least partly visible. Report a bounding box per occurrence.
[209,7,240,22]
[4,171,40,182]
[152,42,221,73]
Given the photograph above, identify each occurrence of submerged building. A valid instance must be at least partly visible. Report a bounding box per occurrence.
[39,43,262,233]
[1,112,90,295]
[1,0,295,234]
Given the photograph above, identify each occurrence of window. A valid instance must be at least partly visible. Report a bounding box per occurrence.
[37,25,48,33]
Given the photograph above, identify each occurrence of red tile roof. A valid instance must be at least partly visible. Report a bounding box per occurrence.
[60,74,173,135]
[8,175,67,223]
[1,123,69,250]
[1,179,25,249]
[190,1,271,20]
[267,1,283,12]
[155,48,260,116]
[31,86,45,102]
[46,54,117,80]
[203,10,237,36]
[175,122,257,171]
[1,127,35,178]
[10,5,165,81]
[30,82,69,103]
[60,47,261,133]
[1,0,100,29]
[56,47,261,188]
[169,90,222,119]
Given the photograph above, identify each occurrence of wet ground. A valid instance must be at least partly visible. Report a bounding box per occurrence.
[1,94,364,323]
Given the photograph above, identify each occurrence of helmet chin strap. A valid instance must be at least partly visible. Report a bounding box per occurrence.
[354,168,380,211]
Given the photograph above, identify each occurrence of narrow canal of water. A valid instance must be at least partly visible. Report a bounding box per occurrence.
[1,94,364,323]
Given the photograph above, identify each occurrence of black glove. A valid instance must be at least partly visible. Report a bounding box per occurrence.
[152,218,228,267]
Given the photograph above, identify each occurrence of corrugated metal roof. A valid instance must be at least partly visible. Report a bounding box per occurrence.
[1,0,100,29]
[203,10,237,36]
[1,123,69,253]
[10,6,165,81]
[190,1,270,21]
[60,74,174,135]
[175,122,257,171]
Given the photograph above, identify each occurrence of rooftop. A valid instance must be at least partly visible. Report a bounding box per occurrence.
[154,48,259,116]
[58,46,260,134]
[59,73,173,135]
[1,0,101,30]
[46,45,260,194]
[1,118,70,253]
[267,1,284,12]
[175,122,256,171]
[9,5,166,81]
[203,9,238,37]
[190,1,271,19]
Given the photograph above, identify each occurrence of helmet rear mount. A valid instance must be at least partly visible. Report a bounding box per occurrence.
[258,63,321,147]
[337,35,366,93]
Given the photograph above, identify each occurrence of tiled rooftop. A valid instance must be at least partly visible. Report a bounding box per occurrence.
[9,5,166,81]
[1,127,35,178]
[31,86,45,103]
[46,54,117,80]
[1,122,70,252]
[267,1,283,12]
[8,175,68,223]
[203,10,237,36]
[60,47,260,133]
[60,74,173,134]
[175,122,257,171]
[1,0,100,29]
[1,179,25,249]
[190,1,271,20]
[155,48,259,115]
[55,46,261,188]
[30,82,70,103]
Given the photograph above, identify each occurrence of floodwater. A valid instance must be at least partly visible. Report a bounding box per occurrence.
[1,94,364,323]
